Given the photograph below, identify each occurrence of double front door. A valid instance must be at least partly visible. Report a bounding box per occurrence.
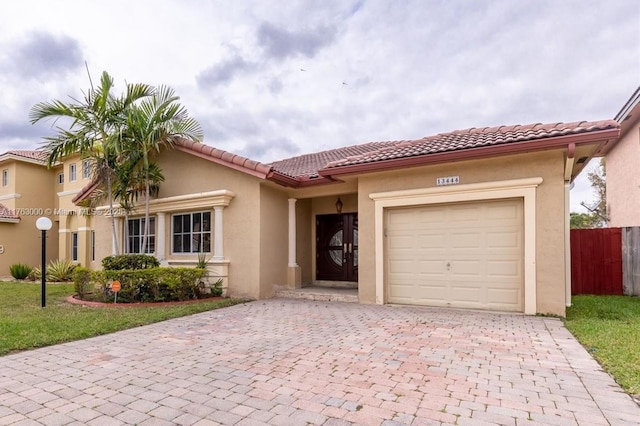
[316,213,358,282]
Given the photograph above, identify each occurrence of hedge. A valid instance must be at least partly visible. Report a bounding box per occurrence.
[101,254,160,270]
[74,267,207,303]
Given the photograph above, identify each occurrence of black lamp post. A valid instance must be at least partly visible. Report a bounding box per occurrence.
[35,217,52,308]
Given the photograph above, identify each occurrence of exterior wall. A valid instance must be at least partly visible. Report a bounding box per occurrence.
[158,149,263,299]
[607,122,640,226]
[0,163,17,204]
[259,185,288,298]
[85,149,266,299]
[357,150,567,316]
[0,161,58,276]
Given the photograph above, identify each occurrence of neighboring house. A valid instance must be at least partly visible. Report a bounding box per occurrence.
[0,119,620,316]
[0,151,58,274]
[607,86,640,227]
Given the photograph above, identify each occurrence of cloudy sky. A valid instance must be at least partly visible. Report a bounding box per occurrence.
[1,0,638,211]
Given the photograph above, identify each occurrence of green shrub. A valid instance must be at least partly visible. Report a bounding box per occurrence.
[102,254,160,270]
[47,259,76,282]
[27,259,76,282]
[90,267,206,303]
[72,267,92,299]
[9,263,32,280]
[211,278,224,297]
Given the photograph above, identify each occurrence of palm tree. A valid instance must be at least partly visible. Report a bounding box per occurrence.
[29,71,154,255]
[125,85,203,252]
[113,155,164,253]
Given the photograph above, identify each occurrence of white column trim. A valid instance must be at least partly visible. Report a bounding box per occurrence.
[156,212,166,261]
[370,177,543,315]
[213,206,224,261]
[288,198,298,267]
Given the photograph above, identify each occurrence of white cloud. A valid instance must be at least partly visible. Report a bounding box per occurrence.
[0,0,637,210]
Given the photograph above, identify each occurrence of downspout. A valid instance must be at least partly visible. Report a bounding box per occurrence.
[564,143,576,308]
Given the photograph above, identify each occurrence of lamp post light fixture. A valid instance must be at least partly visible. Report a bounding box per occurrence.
[35,217,52,308]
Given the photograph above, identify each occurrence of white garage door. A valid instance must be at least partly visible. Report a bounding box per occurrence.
[386,199,523,311]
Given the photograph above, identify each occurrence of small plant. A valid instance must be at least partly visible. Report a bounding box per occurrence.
[196,252,210,269]
[211,278,224,297]
[47,259,77,282]
[9,263,32,280]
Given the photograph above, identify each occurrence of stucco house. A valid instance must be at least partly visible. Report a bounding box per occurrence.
[0,119,620,316]
[0,151,59,272]
[606,86,640,227]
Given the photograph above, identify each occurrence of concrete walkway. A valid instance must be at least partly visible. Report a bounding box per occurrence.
[0,299,638,425]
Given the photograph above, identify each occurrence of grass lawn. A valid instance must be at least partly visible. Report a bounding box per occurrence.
[565,295,640,398]
[0,281,246,356]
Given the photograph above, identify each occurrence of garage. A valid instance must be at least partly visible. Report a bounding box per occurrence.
[386,198,523,311]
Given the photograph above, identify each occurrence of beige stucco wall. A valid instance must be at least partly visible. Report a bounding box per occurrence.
[607,121,640,227]
[158,150,263,299]
[259,185,288,298]
[356,150,567,316]
[0,161,58,276]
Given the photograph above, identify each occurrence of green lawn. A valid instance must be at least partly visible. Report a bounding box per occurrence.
[0,281,246,356]
[565,295,640,398]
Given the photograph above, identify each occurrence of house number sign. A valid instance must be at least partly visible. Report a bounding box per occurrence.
[436,176,460,186]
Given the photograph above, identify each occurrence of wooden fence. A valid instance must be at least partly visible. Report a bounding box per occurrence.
[570,227,640,296]
[622,227,640,296]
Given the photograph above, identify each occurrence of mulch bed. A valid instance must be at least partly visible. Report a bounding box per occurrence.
[66,295,223,307]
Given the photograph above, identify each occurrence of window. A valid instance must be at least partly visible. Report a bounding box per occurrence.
[127,217,156,254]
[2,169,7,187]
[91,231,96,261]
[57,173,64,184]
[172,211,211,253]
[82,160,91,179]
[69,163,77,182]
[71,232,78,261]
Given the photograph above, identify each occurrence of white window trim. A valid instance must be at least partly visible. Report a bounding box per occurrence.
[126,216,156,254]
[369,177,542,315]
[57,173,64,184]
[2,169,8,187]
[82,160,91,179]
[171,211,212,255]
[71,232,78,261]
[69,163,77,182]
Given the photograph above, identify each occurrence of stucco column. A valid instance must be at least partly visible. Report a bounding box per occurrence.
[288,198,298,267]
[213,206,224,261]
[156,212,166,261]
[112,217,123,255]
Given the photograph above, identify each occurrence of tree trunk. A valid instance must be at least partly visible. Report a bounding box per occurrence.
[141,179,150,254]
[107,174,120,255]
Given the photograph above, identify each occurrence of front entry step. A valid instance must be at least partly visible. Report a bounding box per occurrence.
[314,280,358,289]
[275,286,358,303]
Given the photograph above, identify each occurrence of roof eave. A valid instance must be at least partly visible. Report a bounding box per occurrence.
[173,144,271,180]
[0,217,20,223]
[317,128,620,179]
[0,153,47,166]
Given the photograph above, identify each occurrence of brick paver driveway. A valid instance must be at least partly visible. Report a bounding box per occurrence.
[1,299,638,425]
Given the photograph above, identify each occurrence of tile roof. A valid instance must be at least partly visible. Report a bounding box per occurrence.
[269,141,393,178]
[320,120,619,170]
[0,204,19,220]
[175,139,272,178]
[3,150,47,163]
